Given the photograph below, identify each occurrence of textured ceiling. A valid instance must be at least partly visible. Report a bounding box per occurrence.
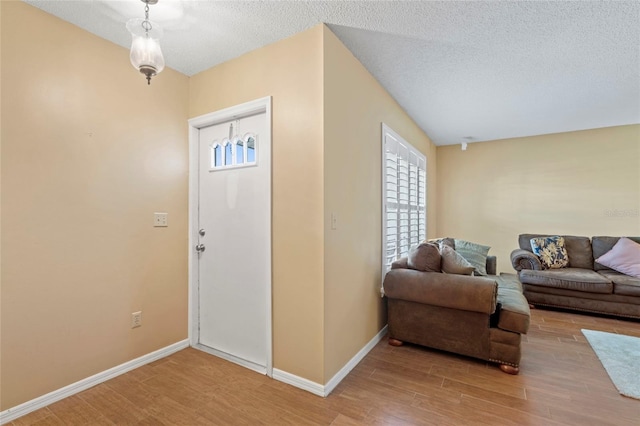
[24,1,640,145]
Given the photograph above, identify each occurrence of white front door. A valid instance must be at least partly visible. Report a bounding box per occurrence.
[192,101,271,375]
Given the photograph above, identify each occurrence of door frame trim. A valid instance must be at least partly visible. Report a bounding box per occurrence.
[187,96,273,377]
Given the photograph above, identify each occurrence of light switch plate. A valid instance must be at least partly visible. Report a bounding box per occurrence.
[154,212,168,227]
[131,311,142,328]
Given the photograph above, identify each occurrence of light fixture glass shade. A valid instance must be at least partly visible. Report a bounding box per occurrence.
[126,18,165,83]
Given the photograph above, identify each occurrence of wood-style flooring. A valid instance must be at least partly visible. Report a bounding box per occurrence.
[8,308,640,425]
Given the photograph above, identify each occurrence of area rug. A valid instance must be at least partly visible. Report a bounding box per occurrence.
[582,329,640,400]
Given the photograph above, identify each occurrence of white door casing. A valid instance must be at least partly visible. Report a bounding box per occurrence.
[188,97,272,376]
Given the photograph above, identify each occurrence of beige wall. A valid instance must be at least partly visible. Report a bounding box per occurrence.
[1,12,437,404]
[10,0,634,410]
[189,26,326,383]
[1,2,190,409]
[189,24,437,385]
[322,27,437,382]
[436,125,640,273]
[0,1,3,406]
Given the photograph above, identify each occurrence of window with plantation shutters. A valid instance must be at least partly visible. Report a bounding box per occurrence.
[382,124,426,273]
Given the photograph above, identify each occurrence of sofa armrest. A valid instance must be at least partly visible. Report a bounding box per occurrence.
[383,269,498,314]
[486,255,497,275]
[510,249,542,271]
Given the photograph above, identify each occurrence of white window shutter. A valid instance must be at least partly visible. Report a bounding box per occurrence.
[382,124,427,273]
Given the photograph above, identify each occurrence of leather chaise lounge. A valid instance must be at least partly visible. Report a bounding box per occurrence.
[383,250,531,374]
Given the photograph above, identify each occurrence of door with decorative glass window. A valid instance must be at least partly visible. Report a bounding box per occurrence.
[196,109,270,374]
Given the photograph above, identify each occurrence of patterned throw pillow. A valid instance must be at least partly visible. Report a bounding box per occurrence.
[530,236,569,269]
[453,239,491,276]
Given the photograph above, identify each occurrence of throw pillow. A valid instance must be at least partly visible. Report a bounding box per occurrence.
[428,237,455,250]
[440,245,475,275]
[530,236,569,269]
[454,239,491,276]
[407,242,441,272]
[595,237,640,278]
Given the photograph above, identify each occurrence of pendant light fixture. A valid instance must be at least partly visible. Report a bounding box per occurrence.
[126,0,165,85]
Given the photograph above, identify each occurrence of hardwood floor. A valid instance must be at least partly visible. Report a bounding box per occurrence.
[9,308,640,425]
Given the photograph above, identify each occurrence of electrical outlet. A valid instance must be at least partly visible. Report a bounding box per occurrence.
[153,212,168,227]
[131,311,142,328]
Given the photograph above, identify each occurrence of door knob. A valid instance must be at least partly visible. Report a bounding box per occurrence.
[195,244,206,252]
[199,229,206,237]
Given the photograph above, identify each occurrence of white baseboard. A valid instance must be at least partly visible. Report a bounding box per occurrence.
[0,339,190,425]
[272,368,325,397]
[2,325,389,422]
[324,324,388,396]
[273,325,388,397]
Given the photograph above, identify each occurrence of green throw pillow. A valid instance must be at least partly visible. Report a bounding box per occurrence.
[454,239,491,276]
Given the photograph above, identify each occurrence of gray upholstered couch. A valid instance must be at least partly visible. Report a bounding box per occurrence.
[383,254,530,374]
[511,234,640,319]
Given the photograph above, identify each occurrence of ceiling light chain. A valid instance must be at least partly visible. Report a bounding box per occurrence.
[143,2,151,31]
[126,0,165,85]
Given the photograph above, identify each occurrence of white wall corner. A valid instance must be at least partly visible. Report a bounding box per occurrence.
[272,325,388,398]
[324,324,388,396]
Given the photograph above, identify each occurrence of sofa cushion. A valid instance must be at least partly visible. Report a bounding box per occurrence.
[598,270,640,297]
[440,245,475,275]
[495,274,529,334]
[497,289,530,334]
[454,239,490,276]
[522,287,640,318]
[518,234,593,269]
[518,268,613,294]
[530,236,569,269]
[407,242,441,272]
[592,236,640,271]
[496,273,523,292]
[594,237,640,278]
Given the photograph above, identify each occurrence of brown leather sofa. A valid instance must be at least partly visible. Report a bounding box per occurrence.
[511,234,640,319]
[383,255,530,374]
